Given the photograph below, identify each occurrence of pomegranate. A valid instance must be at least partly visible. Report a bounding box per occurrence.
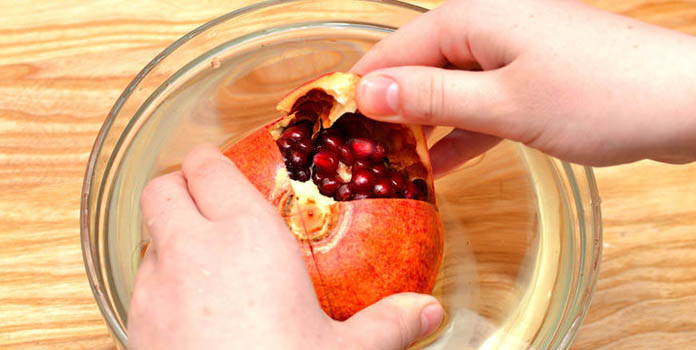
[225,73,443,320]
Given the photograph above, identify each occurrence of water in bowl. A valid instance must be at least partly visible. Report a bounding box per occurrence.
[105,28,564,349]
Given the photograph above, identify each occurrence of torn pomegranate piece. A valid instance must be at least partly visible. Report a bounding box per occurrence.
[274,110,434,202]
[223,72,443,321]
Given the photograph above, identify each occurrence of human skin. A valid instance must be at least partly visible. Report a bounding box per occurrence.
[128,144,444,350]
[352,0,696,174]
[130,0,696,348]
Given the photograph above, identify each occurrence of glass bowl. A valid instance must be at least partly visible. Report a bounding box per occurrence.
[80,0,602,349]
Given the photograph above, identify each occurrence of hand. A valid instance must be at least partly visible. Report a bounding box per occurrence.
[352,0,696,171]
[128,144,444,350]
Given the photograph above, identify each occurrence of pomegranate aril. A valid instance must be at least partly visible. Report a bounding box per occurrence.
[352,160,369,172]
[353,193,370,200]
[312,169,323,185]
[338,145,354,165]
[283,122,312,141]
[289,149,310,168]
[389,171,407,192]
[296,138,313,153]
[321,133,344,152]
[370,163,388,177]
[350,169,375,193]
[413,179,428,192]
[349,138,376,160]
[295,168,311,182]
[373,178,395,198]
[413,179,428,200]
[334,184,352,201]
[282,155,294,171]
[402,179,427,200]
[371,143,387,161]
[313,151,339,174]
[402,181,417,199]
[277,138,293,152]
[319,176,341,196]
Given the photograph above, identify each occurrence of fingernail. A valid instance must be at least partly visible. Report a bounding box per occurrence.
[358,75,399,116]
[420,303,444,337]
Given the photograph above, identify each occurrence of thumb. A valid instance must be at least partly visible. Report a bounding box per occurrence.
[356,66,509,134]
[342,293,444,350]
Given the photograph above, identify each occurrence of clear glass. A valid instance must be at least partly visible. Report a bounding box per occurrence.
[80,1,602,349]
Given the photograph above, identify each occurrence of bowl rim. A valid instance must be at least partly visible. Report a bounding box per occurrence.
[80,0,430,346]
[80,0,602,348]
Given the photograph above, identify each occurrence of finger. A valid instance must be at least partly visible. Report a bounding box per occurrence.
[351,3,487,74]
[140,171,203,244]
[127,249,157,348]
[356,66,515,138]
[342,293,444,350]
[429,129,501,178]
[181,143,271,221]
[351,8,449,74]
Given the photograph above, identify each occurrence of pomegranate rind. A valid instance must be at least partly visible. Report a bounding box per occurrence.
[310,199,443,320]
[221,125,444,321]
[301,249,334,317]
[277,72,359,129]
[222,127,291,210]
[222,128,333,314]
[403,125,436,203]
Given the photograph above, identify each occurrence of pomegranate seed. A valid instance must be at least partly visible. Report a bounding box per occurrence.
[321,133,344,152]
[289,149,310,168]
[371,143,387,161]
[338,144,354,165]
[402,181,417,199]
[373,177,395,198]
[319,176,341,196]
[370,163,388,177]
[353,193,370,200]
[349,138,376,159]
[350,169,375,193]
[313,151,339,174]
[413,178,428,192]
[296,138,313,153]
[389,171,407,192]
[334,184,352,201]
[284,122,311,141]
[295,168,310,182]
[282,155,296,172]
[277,138,293,153]
[312,169,323,184]
[413,179,428,200]
[352,160,369,172]
[337,114,364,136]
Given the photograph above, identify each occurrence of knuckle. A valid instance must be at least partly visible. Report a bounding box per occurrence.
[418,73,446,122]
[183,143,220,171]
[141,175,172,204]
[190,156,229,183]
[189,157,222,182]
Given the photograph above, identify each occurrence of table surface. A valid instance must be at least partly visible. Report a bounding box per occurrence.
[1,1,695,349]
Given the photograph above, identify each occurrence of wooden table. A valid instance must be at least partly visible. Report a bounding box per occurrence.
[1,1,694,349]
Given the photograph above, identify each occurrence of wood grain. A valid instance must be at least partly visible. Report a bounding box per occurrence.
[1,1,695,349]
